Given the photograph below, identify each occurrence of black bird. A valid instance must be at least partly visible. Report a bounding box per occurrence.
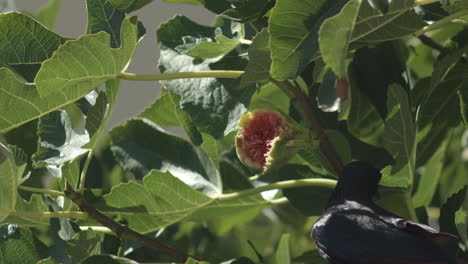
[311,161,462,264]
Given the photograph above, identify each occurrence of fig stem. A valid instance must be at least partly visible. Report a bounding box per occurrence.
[270,78,344,175]
[217,179,337,201]
[119,71,244,81]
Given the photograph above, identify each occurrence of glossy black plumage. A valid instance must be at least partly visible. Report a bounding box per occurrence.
[311,161,458,264]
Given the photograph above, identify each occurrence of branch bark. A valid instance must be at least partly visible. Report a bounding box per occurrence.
[270,78,344,175]
[64,186,199,262]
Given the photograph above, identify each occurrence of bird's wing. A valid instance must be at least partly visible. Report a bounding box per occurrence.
[370,256,451,264]
[403,221,459,247]
[312,208,455,264]
[373,206,459,248]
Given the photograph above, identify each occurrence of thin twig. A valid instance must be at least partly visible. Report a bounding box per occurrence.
[270,78,344,175]
[417,35,444,53]
[64,186,199,262]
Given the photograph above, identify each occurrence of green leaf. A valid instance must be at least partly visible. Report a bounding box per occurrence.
[240,29,271,89]
[101,170,268,233]
[0,135,17,222]
[35,0,62,29]
[108,0,152,12]
[157,16,256,138]
[367,0,390,14]
[35,16,142,98]
[430,30,468,91]
[86,0,125,48]
[0,225,49,264]
[4,194,48,227]
[455,205,468,249]
[85,92,108,141]
[0,19,135,133]
[185,35,240,59]
[82,255,140,264]
[443,0,468,13]
[293,251,326,264]
[319,0,361,79]
[32,110,89,169]
[417,79,468,166]
[163,0,202,4]
[440,187,467,237]
[274,234,290,264]
[84,79,121,148]
[139,89,202,145]
[0,12,68,81]
[380,84,416,188]
[248,83,290,113]
[0,0,14,13]
[347,42,406,145]
[280,165,334,216]
[45,196,77,241]
[201,133,220,169]
[268,0,347,80]
[109,118,221,195]
[220,0,272,22]
[37,257,61,264]
[351,1,426,43]
[66,229,101,263]
[412,141,447,208]
[9,145,30,185]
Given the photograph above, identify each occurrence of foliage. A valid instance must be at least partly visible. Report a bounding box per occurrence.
[0,0,468,263]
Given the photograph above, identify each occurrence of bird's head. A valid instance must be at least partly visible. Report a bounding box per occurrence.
[335,161,382,203]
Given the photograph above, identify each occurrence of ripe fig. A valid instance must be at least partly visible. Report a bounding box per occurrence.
[235,108,314,173]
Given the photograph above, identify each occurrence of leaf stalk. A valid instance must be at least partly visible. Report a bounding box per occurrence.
[18,185,65,196]
[0,207,88,219]
[415,9,468,36]
[118,71,244,81]
[217,179,337,201]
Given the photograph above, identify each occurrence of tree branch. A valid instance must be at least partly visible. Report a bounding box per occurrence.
[270,78,344,175]
[64,186,199,262]
[417,35,444,53]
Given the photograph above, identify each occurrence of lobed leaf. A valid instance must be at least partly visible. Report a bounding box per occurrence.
[0,224,49,264]
[4,194,49,227]
[351,0,426,43]
[87,0,125,48]
[66,229,101,263]
[240,29,271,89]
[139,88,202,145]
[100,169,268,234]
[268,0,347,80]
[32,110,89,170]
[157,16,256,138]
[0,135,17,222]
[185,35,240,59]
[380,84,416,188]
[319,0,361,79]
[0,12,68,81]
[35,16,142,98]
[110,118,220,195]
